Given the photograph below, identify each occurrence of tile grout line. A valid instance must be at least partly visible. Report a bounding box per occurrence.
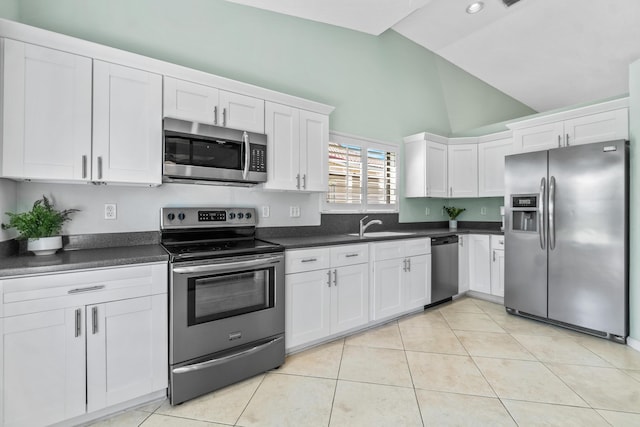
[397,318,426,427]
[326,338,347,427]
[232,373,268,426]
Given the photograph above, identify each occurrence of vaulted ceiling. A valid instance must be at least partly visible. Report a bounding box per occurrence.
[226,0,640,112]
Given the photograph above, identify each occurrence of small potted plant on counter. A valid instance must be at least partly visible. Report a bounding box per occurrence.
[2,195,79,256]
[444,206,465,230]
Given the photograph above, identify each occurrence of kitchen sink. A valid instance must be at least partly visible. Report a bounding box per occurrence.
[347,231,417,238]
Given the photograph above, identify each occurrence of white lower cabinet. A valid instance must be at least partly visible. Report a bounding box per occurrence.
[371,238,431,321]
[285,244,369,349]
[458,235,470,293]
[467,234,504,299]
[0,263,168,427]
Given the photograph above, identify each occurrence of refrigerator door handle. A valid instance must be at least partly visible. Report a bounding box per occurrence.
[549,176,556,250]
[539,177,546,249]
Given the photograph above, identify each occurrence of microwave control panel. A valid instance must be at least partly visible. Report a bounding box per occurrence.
[250,145,267,172]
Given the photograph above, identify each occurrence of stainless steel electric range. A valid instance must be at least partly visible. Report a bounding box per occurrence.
[160,207,284,405]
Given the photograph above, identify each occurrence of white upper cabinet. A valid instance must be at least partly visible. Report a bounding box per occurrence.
[478,135,513,197]
[93,61,162,185]
[403,135,447,198]
[511,104,629,153]
[0,39,92,181]
[163,76,265,133]
[447,143,478,197]
[264,102,328,192]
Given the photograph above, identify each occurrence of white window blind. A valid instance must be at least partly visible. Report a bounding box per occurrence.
[324,132,398,213]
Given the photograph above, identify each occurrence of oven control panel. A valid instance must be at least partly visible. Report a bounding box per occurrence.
[161,207,256,229]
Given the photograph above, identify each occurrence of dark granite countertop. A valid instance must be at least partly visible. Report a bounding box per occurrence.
[0,244,168,278]
[263,228,503,249]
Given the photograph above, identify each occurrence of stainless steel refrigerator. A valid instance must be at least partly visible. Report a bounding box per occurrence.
[504,140,628,342]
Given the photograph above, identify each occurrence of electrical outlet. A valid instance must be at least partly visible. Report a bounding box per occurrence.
[480,207,487,215]
[289,206,300,218]
[261,206,270,218]
[104,203,117,220]
[425,207,431,216]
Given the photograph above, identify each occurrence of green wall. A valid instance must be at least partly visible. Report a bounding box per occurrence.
[0,0,18,21]
[629,59,639,342]
[9,0,534,143]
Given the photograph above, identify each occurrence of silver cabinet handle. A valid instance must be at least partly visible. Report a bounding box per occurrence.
[493,250,496,262]
[82,155,87,179]
[333,269,337,286]
[97,156,103,180]
[426,186,429,196]
[173,336,284,374]
[213,106,218,125]
[566,133,570,146]
[296,174,301,189]
[222,108,227,127]
[242,131,250,180]
[558,135,562,148]
[403,258,407,272]
[327,270,332,287]
[75,308,81,337]
[539,177,546,250]
[302,174,307,189]
[549,176,556,250]
[301,258,318,263]
[450,187,453,196]
[345,253,359,258]
[92,306,98,334]
[68,285,105,294]
[460,236,464,247]
[407,258,411,272]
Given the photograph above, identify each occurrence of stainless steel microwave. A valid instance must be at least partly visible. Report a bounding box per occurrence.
[163,117,267,185]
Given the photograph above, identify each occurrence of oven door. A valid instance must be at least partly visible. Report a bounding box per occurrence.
[169,252,284,365]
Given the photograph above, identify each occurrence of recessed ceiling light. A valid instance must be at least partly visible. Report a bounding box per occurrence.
[466,1,485,14]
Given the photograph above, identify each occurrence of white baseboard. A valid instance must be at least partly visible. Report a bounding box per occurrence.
[628,337,640,352]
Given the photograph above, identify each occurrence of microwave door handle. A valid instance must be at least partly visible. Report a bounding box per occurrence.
[242,131,250,180]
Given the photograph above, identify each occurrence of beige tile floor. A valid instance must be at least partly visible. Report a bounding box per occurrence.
[92,297,640,427]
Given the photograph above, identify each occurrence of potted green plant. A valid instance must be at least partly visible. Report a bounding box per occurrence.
[2,195,79,255]
[443,206,465,230]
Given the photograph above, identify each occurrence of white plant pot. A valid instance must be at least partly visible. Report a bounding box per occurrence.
[27,236,62,256]
[449,220,458,230]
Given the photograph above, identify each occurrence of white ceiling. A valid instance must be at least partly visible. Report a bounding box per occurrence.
[225,0,640,112]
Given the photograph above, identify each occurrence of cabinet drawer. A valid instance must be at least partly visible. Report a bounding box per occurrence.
[330,244,369,268]
[405,238,431,257]
[285,248,330,274]
[491,235,505,250]
[372,241,404,261]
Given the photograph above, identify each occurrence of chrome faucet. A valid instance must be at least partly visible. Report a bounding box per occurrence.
[359,215,383,238]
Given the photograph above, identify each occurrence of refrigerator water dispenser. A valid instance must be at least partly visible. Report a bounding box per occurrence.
[511,195,538,232]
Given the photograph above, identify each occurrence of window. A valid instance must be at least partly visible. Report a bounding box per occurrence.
[324,132,397,212]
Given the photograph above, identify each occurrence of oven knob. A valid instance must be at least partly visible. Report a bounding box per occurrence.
[167,213,175,221]
[178,212,186,221]
[229,212,236,220]
[237,213,244,219]
[245,212,252,219]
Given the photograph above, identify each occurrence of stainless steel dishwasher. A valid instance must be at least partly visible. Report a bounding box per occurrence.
[430,235,459,305]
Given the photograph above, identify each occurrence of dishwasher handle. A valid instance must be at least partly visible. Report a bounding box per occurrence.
[431,235,459,246]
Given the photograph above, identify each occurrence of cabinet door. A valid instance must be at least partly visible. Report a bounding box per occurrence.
[331,264,369,334]
[426,141,448,197]
[86,295,167,412]
[264,102,300,191]
[478,137,513,197]
[447,144,478,197]
[513,122,564,153]
[219,90,265,133]
[163,77,219,124]
[564,109,629,147]
[285,270,331,348]
[1,39,92,181]
[2,308,85,427]
[93,61,162,185]
[372,258,405,320]
[405,254,431,309]
[299,110,329,192]
[468,234,491,294]
[404,140,427,197]
[458,235,470,293]
[491,249,505,297]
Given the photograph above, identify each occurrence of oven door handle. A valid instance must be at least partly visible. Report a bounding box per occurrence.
[172,256,283,275]
[172,336,284,374]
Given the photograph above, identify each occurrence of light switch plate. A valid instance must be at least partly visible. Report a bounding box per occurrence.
[261,206,270,218]
[289,206,300,217]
